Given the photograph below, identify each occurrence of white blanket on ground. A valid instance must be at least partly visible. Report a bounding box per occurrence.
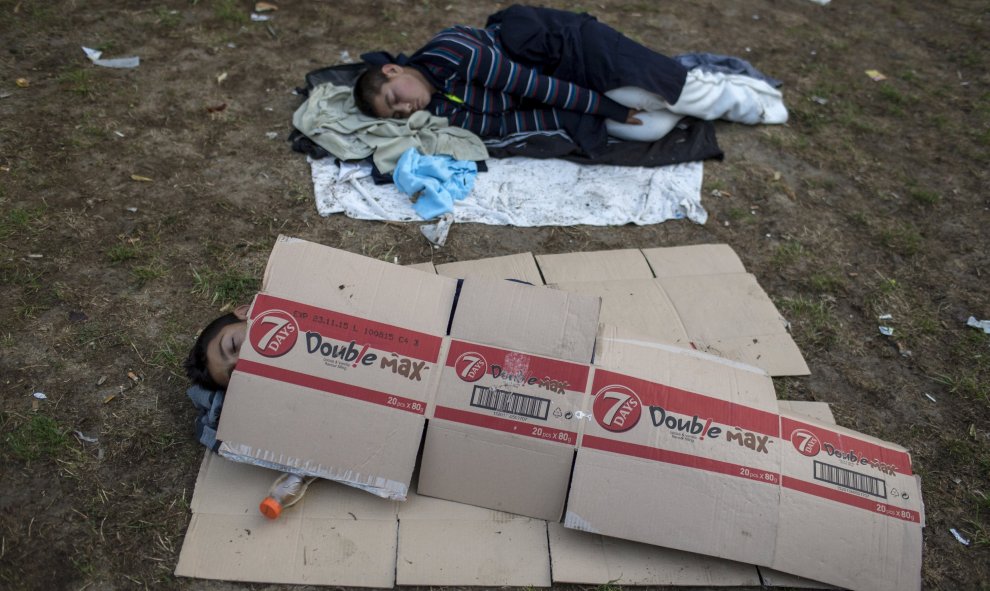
[311,157,707,226]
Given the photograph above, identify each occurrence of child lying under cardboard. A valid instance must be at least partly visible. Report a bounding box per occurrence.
[183,305,317,519]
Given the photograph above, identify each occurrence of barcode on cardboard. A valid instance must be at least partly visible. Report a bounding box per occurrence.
[814,460,886,498]
[470,385,550,420]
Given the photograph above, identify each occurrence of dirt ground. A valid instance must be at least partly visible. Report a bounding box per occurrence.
[1,0,987,589]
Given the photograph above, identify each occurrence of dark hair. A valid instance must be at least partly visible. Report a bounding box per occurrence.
[353,65,389,118]
[184,312,242,390]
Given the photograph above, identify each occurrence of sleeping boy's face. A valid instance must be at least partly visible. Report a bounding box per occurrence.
[205,305,249,388]
[371,64,435,119]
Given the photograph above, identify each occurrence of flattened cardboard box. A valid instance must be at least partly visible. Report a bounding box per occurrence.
[211,238,921,591]
[428,245,809,377]
[178,451,769,588]
[418,276,600,520]
[539,246,809,376]
[177,401,840,588]
[216,236,457,499]
[566,334,923,591]
[175,451,399,587]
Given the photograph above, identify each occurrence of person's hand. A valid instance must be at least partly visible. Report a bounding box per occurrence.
[626,109,644,125]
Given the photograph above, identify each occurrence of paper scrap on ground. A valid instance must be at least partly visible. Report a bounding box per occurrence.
[967,316,990,334]
[82,46,139,69]
[311,157,706,226]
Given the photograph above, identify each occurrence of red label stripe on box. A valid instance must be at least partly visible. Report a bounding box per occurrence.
[582,434,781,485]
[434,405,578,446]
[236,359,427,415]
[781,416,913,476]
[782,476,921,523]
[253,293,443,361]
[445,339,590,393]
[592,369,779,438]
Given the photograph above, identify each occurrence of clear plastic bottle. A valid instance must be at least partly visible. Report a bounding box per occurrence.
[259,472,317,519]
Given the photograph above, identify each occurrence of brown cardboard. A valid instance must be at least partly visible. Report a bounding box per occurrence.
[772,409,924,591]
[538,246,809,376]
[428,244,808,376]
[641,243,746,277]
[450,276,600,362]
[548,523,763,586]
[179,452,826,588]
[777,400,836,424]
[194,238,921,590]
[569,336,782,565]
[216,236,457,499]
[536,248,656,282]
[550,274,809,376]
[418,277,599,519]
[175,452,398,587]
[405,261,437,274]
[397,486,551,586]
[418,420,577,520]
[566,335,923,591]
[657,272,810,375]
[419,336,594,520]
[759,568,837,589]
[178,452,827,589]
[552,279,692,346]
[435,252,543,284]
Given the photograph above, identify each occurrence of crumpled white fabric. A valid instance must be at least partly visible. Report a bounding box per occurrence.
[311,156,706,226]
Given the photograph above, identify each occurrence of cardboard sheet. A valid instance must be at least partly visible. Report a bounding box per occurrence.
[178,238,920,591]
[438,244,809,376]
[216,237,458,499]
[548,524,762,586]
[175,452,399,587]
[566,335,922,591]
[177,453,825,588]
[536,248,656,283]
[397,488,551,586]
[435,252,543,284]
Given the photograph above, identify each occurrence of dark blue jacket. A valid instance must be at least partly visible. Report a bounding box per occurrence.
[486,5,688,155]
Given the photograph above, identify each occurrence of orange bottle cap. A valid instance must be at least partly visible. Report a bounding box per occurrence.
[259,497,283,519]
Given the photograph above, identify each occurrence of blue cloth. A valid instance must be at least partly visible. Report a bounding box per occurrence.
[187,385,225,452]
[393,148,477,219]
[675,52,783,88]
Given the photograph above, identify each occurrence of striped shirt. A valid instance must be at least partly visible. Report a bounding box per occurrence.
[411,25,629,138]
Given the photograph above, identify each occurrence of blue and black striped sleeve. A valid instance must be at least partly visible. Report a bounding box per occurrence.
[424,33,630,123]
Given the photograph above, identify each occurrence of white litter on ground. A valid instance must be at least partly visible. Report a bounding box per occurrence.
[81,46,139,69]
[310,157,706,226]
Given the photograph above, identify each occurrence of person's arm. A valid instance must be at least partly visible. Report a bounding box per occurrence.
[426,34,631,123]
[469,43,630,122]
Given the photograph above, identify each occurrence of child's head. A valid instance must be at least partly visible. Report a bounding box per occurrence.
[184,304,249,391]
[354,63,434,119]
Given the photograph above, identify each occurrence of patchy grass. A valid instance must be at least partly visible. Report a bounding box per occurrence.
[213,0,248,25]
[778,295,838,350]
[865,273,941,347]
[808,270,847,294]
[877,223,923,256]
[908,186,941,207]
[2,413,75,462]
[57,68,96,96]
[107,243,141,264]
[191,267,258,307]
[154,6,182,28]
[934,330,990,404]
[150,331,189,375]
[0,205,46,240]
[772,240,807,267]
[132,263,166,286]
